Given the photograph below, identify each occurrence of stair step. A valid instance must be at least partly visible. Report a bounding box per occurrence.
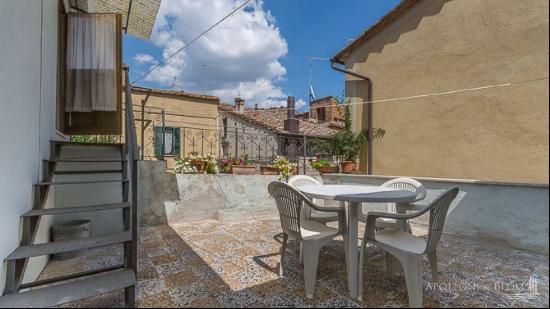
[7,232,131,260]
[37,179,128,186]
[54,141,123,148]
[23,203,130,217]
[54,169,123,175]
[49,158,125,163]
[0,269,135,308]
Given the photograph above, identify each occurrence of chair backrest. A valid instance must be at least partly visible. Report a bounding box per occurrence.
[268,181,309,240]
[424,187,459,254]
[381,178,427,212]
[288,175,322,188]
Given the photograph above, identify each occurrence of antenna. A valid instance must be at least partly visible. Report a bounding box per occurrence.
[202,64,223,94]
[308,57,330,104]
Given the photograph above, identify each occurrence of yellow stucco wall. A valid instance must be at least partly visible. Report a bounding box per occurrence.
[125,90,220,169]
[344,0,549,183]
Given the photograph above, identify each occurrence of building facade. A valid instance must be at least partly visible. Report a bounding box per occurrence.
[129,87,220,169]
[310,96,345,124]
[333,0,549,183]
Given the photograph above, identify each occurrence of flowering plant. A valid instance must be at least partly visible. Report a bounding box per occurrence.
[220,155,250,173]
[273,157,294,181]
[175,159,198,174]
[175,152,218,174]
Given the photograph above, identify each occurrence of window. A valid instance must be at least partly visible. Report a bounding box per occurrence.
[153,127,181,157]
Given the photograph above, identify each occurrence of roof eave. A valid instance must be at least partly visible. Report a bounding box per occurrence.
[332,0,423,63]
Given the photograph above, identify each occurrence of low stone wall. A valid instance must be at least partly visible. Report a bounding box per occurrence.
[323,174,549,255]
[138,161,279,226]
[138,161,548,254]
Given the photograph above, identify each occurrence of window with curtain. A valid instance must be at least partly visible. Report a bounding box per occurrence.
[65,14,117,113]
[153,127,181,156]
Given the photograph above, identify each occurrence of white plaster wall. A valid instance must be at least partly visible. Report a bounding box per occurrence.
[0,0,60,292]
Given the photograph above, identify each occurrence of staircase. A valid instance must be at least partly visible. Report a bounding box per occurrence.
[0,142,137,308]
[0,68,140,308]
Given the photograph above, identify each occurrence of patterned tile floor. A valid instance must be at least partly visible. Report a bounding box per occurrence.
[40,219,549,308]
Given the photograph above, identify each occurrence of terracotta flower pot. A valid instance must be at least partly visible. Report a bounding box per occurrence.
[340,161,357,174]
[318,166,338,174]
[191,160,207,174]
[260,166,279,175]
[231,165,256,175]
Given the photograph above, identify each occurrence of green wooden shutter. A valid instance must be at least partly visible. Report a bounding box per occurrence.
[153,127,163,156]
[174,128,181,156]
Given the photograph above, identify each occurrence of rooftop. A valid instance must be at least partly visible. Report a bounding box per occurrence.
[39,219,549,308]
[131,86,221,102]
[219,104,343,138]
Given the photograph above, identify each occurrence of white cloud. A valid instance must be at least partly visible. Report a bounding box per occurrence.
[133,53,157,64]
[135,0,294,108]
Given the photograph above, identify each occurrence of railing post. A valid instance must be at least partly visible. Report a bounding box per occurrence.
[235,127,239,157]
[141,100,145,160]
[160,109,166,161]
[303,135,307,175]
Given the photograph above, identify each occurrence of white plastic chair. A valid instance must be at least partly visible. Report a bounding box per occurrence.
[268,181,347,299]
[359,178,427,230]
[288,175,339,224]
[359,187,459,308]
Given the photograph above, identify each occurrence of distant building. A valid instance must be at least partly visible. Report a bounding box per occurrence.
[129,86,220,168]
[219,97,342,162]
[310,96,345,124]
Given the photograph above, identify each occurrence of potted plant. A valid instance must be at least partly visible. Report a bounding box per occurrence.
[221,155,256,175]
[311,158,337,174]
[188,151,208,174]
[273,157,295,181]
[332,102,366,174]
[175,159,198,174]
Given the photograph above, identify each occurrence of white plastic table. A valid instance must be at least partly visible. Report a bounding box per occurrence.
[298,184,417,299]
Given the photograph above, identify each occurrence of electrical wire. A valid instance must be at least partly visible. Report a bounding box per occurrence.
[130,0,253,85]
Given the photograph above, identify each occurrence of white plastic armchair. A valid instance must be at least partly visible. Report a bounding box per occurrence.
[268,181,347,299]
[359,187,459,307]
[287,175,340,224]
[359,178,427,231]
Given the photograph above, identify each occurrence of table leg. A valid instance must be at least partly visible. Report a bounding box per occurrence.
[346,202,360,299]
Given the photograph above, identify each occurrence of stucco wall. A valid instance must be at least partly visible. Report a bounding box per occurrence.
[323,174,549,255]
[138,161,279,226]
[344,0,549,183]
[128,91,220,169]
[220,111,279,160]
[0,0,60,292]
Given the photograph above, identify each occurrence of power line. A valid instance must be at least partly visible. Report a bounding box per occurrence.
[129,76,548,125]
[130,0,253,85]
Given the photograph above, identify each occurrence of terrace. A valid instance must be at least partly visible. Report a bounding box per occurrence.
[40,219,548,308]
[29,165,548,308]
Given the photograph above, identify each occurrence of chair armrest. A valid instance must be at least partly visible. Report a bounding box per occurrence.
[304,199,345,214]
[303,199,346,234]
[396,202,427,213]
[365,206,431,240]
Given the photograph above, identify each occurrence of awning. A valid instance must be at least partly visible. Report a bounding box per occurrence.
[68,0,161,40]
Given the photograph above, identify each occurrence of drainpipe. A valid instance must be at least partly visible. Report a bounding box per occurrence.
[330,59,374,175]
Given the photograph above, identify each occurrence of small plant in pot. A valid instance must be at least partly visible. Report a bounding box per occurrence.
[221,155,256,175]
[188,151,208,174]
[273,157,295,181]
[311,159,337,174]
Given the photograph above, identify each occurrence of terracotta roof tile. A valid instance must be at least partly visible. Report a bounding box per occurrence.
[219,105,342,138]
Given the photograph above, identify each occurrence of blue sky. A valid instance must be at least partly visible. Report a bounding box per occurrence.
[124,0,401,111]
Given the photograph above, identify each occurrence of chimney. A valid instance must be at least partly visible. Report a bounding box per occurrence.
[234,97,245,113]
[254,104,260,118]
[284,96,299,133]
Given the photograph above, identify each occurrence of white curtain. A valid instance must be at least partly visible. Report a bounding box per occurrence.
[66,14,117,112]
